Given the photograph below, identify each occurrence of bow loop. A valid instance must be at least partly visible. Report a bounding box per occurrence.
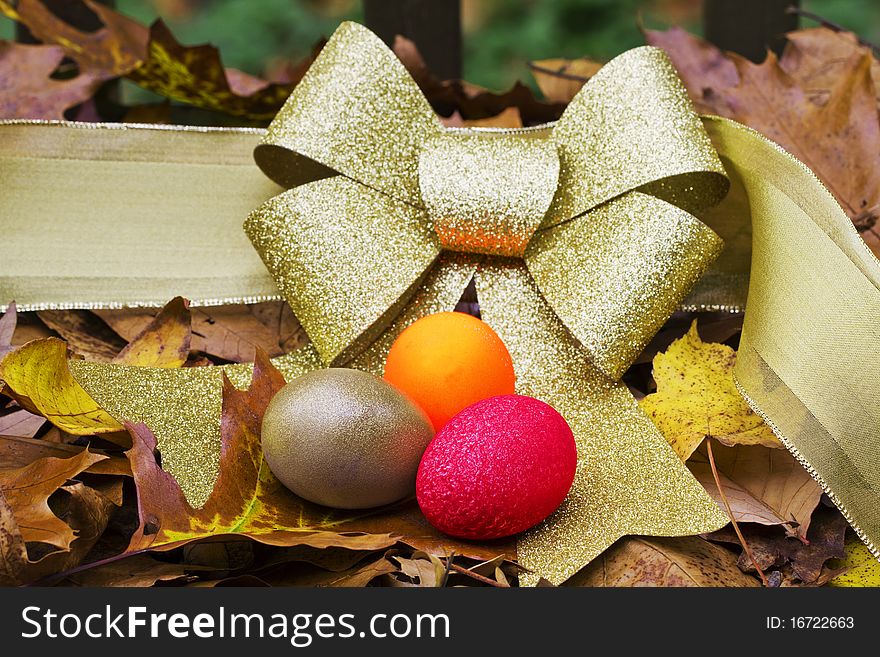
[244,177,439,366]
[419,131,560,257]
[254,21,441,206]
[546,46,729,228]
[525,191,724,380]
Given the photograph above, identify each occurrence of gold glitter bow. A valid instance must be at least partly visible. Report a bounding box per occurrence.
[26,21,740,584]
[243,21,732,583]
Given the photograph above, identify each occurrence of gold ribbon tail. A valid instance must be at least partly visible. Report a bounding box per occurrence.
[703,117,880,559]
[475,261,726,585]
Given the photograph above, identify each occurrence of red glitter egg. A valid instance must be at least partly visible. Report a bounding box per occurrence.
[416,394,577,540]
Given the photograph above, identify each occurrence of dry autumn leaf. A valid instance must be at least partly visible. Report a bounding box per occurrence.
[781,27,880,108]
[640,320,780,460]
[327,556,399,587]
[96,303,285,363]
[708,509,848,584]
[528,57,603,103]
[0,447,105,549]
[92,308,157,343]
[0,0,145,79]
[249,543,373,574]
[394,552,448,587]
[249,301,308,355]
[27,479,123,582]
[333,498,513,563]
[0,301,16,358]
[0,488,27,586]
[1,0,307,121]
[440,106,524,128]
[0,409,45,438]
[0,435,130,475]
[128,20,298,120]
[392,34,564,125]
[645,26,880,257]
[55,552,194,587]
[112,296,192,367]
[191,306,284,363]
[0,41,99,119]
[0,338,123,435]
[3,305,54,349]
[830,538,880,587]
[688,441,823,540]
[231,553,398,587]
[37,309,128,362]
[566,535,758,587]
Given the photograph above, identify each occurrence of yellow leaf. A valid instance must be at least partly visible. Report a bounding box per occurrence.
[440,107,523,129]
[640,320,780,460]
[529,57,603,103]
[830,538,880,587]
[113,296,192,367]
[0,338,122,435]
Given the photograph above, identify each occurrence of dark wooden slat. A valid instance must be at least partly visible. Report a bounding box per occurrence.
[364,0,461,79]
[704,0,799,61]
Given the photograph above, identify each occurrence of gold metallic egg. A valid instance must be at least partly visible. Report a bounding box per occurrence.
[261,368,434,509]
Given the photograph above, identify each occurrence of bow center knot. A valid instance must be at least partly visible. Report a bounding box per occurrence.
[418,132,560,258]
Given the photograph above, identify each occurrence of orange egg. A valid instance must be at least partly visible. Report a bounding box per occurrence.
[383,312,516,431]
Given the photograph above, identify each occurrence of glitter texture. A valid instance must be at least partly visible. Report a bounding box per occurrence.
[419,133,559,257]
[244,176,440,365]
[476,262,726,585]
[71,22,731,582]
[253,22,441,203]
[546,45,728,228]
[526,191,723,380]
[71,349,322,507]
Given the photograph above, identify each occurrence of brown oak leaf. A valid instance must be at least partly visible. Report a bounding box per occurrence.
[566,535,758,587]
[527,57,603,103]
[1,0,308,120]
[780,27,880,108]
[0,0,145,78]
[127,20,299,120]
[0,447,106,549]
[0,41,99,119]
[37,309,128,362]
[0,446,122,585]
[393,35,564,125]
[645,26,880,256]
[0,301,15,358]
[708,507,848,585]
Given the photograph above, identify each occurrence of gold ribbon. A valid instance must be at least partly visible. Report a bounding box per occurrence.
[7,21,876,578]
[701,117,880,563]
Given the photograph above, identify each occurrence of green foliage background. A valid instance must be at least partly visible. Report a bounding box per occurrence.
[3,0,880,91]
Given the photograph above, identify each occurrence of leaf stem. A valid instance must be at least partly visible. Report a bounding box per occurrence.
[787,7,880,55]
[706,438,769,586]
[446,562,504,587]
[439,551,454,587]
